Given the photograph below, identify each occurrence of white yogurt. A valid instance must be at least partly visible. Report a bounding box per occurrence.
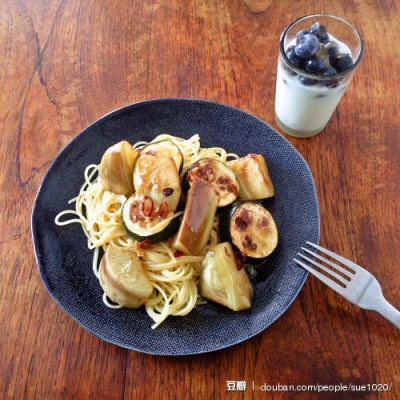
[275,35,353,137]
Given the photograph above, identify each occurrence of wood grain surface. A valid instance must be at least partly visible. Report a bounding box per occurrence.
[1,0,399,398]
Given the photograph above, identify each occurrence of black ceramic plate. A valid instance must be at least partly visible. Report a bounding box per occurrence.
[31,99,319,355]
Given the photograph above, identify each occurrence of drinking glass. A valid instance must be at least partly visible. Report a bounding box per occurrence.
[275,14,364,138]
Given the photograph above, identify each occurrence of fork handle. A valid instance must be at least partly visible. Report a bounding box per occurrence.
[373,296,400,329]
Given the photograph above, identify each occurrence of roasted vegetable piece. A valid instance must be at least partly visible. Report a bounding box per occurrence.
[227,154,274,200]
[121,193,181,243]
[99,244,153,308]
[171,177,218,255]
[133,154,181,212]
[99,141,138,195]
[220,201,278,258]
[138,140,184,174]
[181,158,239,207]
[200,242,252,311]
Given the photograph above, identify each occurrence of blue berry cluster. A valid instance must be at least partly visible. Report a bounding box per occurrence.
[285,22,354,87]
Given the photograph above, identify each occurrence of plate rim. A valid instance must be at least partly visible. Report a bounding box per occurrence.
[31,97,320,355]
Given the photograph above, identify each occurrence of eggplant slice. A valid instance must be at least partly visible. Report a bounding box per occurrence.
[200,242,252,311]
[171,177,218,255]
[228,154,274,200]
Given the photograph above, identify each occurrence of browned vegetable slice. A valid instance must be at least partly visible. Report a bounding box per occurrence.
[200,242,252,311]
[171,177,218,255]
[227,154,274,200]
[99,141,138,195]
[99,244,153,308]
[220,202,278,258]
[121,193,181,243]
[138,140,184,174]
[182,159,239,207]
[133,154,181,212]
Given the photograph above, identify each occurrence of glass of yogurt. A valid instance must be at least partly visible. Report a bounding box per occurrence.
[275,14,364,138]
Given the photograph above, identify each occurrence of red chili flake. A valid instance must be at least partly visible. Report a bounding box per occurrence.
[174,250,184,258]
[187,172,194,182]
[163,187,174,197]
[158,202,169,218]
[139,239,152,250]
[140,196,154,217]
[235,251,247,270]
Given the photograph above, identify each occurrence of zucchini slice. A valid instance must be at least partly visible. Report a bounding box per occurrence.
[181,159,239,207]
[200,242,252,311]
[138,140,184,174]
[219,202,278,258]
[121,194,181,243]
[133,154,181,212]
[171,177,218,255]
[227,154,274,200]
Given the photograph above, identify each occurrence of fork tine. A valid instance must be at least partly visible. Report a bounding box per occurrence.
[297,253,350,285]
[306,242,362,273]
[293,258,346,295]
[301,247,354,278]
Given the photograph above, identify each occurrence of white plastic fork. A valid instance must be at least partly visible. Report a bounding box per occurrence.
[294,242,400,329]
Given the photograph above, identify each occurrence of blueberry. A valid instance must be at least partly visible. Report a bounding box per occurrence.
[323,66,338,75]
[298,75,318,86]
[305,56,325,73]
[285,45,303,68]
[333,53,354,72]
[309,22,329,43]
[324,41,339,63]
[296,30,309,44]
[322,66,339,88]
[295,34,320,59]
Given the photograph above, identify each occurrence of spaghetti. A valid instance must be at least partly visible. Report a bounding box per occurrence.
[55,134,238,328]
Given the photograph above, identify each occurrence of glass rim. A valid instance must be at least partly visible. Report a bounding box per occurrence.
[279,14,365,80]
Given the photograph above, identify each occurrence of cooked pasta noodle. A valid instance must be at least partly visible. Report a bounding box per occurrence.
[55,134,238,328]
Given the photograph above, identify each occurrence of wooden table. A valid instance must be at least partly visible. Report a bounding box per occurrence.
[1,0,398,398]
